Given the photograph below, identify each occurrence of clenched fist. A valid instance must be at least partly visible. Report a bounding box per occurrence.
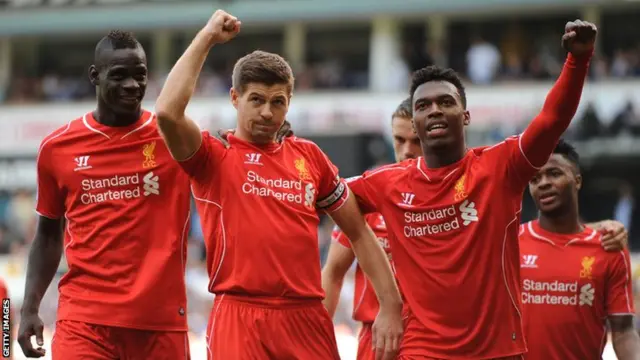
[204,10,241,45]
[562,19,597,56]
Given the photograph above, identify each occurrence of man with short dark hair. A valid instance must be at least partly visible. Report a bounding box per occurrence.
[155,9,403,360]
[347,20,598,359]
[18,30,192,360]
[521,139,640,359]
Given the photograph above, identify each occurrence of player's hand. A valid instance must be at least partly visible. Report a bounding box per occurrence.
[276,120,294,142]
[17,313,46,358]
[215,128,234,148]
[204,9,241,45]
[562,19,597,56]
[599,220,628,252]
[371,304,404,360]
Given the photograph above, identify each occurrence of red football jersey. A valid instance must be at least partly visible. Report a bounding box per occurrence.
[35,111,191,331]
[347,137,536,359]
[519,220,635,360]
[331,213,392,323]
[180,133,349,300]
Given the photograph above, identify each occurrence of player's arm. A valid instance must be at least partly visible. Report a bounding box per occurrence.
[329,196,403,359]
[585,220,628,251]
[606,248,640,360]
[610,316,640,360]
[18,216,63,358]
[517,21,595,169]
[18,139,65,358]
[155,10,240,161]
[321,228,356,317]
[313,147,400,359]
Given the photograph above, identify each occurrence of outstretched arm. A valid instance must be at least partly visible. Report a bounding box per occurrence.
[519,20,596,168]
[155,10,241,161]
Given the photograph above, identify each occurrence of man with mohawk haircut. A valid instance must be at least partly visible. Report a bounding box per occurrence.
[17,30,192,360]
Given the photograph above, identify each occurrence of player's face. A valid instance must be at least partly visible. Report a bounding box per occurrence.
[391,116,421,162]
[412,81,470,150]
[231,82,290,144]
[529,154,582,215]
[90,47,147,114]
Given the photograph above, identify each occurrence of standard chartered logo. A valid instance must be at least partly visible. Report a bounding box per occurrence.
[242,170,315,207]
[79,171,160,205]
[459,199,479,225]
[143,171,160,196]
[521,279,596,307]
[402,198,480,237]
[579,284,595,306]
[304,183,315,208]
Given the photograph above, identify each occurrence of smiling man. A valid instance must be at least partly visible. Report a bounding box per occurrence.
[346,20,597,359]
[18,30,192,360]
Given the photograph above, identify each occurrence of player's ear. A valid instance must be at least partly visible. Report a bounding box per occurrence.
[575,173,582,191]
[463,110,471,126]
[88,65,99,86]
[230,87,239,110]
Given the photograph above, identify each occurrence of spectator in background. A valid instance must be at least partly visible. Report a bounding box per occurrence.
[615,182,636,249]
[610,100,640,137]
[466,35,501,84]
[611,50,632,78]
[576,102,603,140]
[5,189,34,244]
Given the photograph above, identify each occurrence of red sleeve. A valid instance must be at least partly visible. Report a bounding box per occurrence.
[331,224,352,248]
[0,280,7,300]
[178,131,226,184]
[308,142,349,213]
[605,249,636,316]
[35,140,64,219]
[510,52,592,180]
[346,171,380,214]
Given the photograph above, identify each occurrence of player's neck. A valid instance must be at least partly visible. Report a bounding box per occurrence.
[422,144,466,168]
[93,106,142,127]
[538,208,583,235]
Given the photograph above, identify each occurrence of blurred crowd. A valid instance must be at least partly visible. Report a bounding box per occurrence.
[4,16,640,104]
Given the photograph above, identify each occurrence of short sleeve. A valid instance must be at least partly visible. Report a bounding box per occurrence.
[35,142,64,219]
[605,249,636,316]
[178,131,226,184]
[331,224,352,248]
[308,143,349,213]
[346,172,380,214]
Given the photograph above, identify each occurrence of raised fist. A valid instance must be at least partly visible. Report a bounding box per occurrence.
[204,9,241,45]
[562,19,597,56]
